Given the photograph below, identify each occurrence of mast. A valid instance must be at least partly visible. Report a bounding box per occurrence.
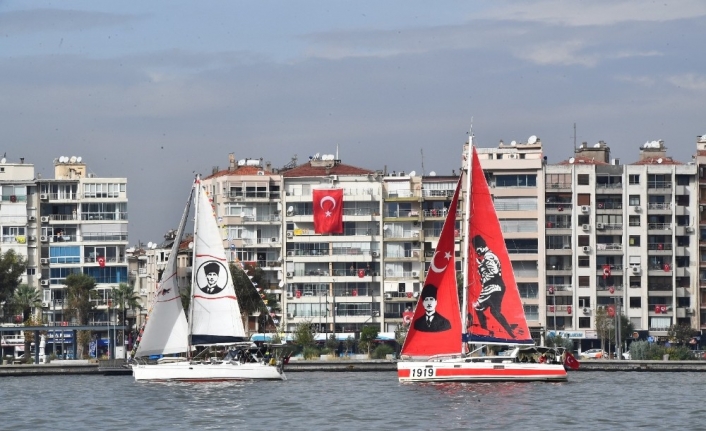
[461,128,473,352]
[187,176,200,355]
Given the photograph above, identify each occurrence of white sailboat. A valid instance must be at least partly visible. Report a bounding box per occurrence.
[397,135,577,383]
[132,178,286,382]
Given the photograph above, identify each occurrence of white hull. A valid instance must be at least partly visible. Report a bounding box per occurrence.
[397,358,567,383]
[132,361,286,382]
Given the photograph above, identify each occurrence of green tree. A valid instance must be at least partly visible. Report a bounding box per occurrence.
[12,284,41,361]
[0,250,28,311]
[668,324,697,346]
[595,307,615,353]
[546,334,573,350]
[65,273,98,357]
[359,325,379,357]
[292,320,317,358]
[111,283,142,355]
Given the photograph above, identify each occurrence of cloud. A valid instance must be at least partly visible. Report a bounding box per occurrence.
[667,74,706,92]
[478,0,706,27]
[515,40,598,67]
[0,8,139,34]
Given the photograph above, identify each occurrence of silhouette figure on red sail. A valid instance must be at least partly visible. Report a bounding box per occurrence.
[472,235,517,338]
[413,284,451,332]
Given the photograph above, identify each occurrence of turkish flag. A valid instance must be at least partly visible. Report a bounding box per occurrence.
[358,269,365,278]
[660,305,667,314]
[603,264,611,279]
[654,304,661,314]
[564,352,580,370]
[97,256,105,267]
[313,189,343,234]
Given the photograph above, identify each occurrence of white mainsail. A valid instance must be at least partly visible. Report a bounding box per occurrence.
[134,188,193,357]
[189,181,247,346]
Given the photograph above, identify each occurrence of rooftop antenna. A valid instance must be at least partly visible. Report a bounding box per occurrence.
[420,148,425,176]
[336,143,339,161]
[573,123,577,153]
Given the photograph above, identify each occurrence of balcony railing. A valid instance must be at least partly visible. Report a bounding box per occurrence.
[647,181,673,189]
[648,203,672,210]
[648,223,671,230]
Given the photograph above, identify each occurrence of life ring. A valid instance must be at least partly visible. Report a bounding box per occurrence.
[598,203,603,209]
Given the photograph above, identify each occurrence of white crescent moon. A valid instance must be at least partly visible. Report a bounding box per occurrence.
[320,195,336,209]
[429,251,447,273]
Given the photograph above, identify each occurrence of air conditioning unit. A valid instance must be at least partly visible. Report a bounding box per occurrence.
[40,236,48,242]
[286,292,293,299]
[596,223,605,230]
[27,216,36,222]
[287,251,294,256]
[582,246,591,253]
[582,224,590,231]
[286,231,293,238]
[371,251,380,257]
[413,292,419,298]
[412,271,418,277]
[286,272,293,278]
[41,301,50,307]
[40,280,49,286]
[271,237,277,243]
[330,175,338,181]
[40,216,49,222]
[27,235,36,241]
[631,266,641,274]
[583,307,591,315]
[385,293,392,299]
[40,193,48,200]
[633,206,642,213]
[686,226,695,233]
[40,258,49,264]
[412,231,420,238]
[287,313,294,319]
[372,311,380,317]
[581,205,590,213]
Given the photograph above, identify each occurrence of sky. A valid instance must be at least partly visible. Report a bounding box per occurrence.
[2,1,705,244]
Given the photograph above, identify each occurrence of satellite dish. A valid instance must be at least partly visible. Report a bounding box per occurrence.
[69,156,77,163]
[76,156,82,162]
[152,243,157,249]
[657,158,663,164]
[594,143,601,148]
[408,170,416,177]
[278,281,284,288]
[188,242,194,249]
[0,158,5,164]
[287,206,294,212]
[569,157,575,164]
[528,135,537,145]
[510,141,517,146]
[37,273,42,279]
[429,171,436,176]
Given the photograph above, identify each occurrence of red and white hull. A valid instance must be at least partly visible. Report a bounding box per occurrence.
[397,359,567,383]
[132,361,286,382]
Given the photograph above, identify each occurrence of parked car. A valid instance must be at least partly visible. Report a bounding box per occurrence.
[580,349,606,359]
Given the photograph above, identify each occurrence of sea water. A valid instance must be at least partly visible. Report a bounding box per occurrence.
[2,371,702,430]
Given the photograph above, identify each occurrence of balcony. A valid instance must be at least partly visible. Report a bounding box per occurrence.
[647,202,672,213]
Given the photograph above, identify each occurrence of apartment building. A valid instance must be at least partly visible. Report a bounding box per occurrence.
[542,140,698,349]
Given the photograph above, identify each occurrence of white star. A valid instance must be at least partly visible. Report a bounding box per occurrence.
[325,210,332,217]
[444,251,452,260]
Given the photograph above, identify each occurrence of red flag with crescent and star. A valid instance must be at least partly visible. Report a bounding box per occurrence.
[97,256,106,267]
[313,188,343,234]
[400,176,462,357]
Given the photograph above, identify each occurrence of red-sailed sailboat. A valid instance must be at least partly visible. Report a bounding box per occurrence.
[397,135,575,383]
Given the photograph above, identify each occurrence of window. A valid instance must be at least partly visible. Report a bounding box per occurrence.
[579,276,590,288]
[517,283,538,299]
[629,235,641,246]
[579,317,590,328]
[577,193,591,206]
[629,215,640,227]
[629,195,640,206]
[629,174,640,185]
[578,235,590,246]
[523,305,539,321]
[577,174,589,185]
[494,174,537,188]
[578,257,590,268]
[629,297,641,308]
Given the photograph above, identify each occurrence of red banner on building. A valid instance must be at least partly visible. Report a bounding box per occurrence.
[313,189,343,234]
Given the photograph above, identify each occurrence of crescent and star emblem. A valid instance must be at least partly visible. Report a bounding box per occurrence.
[429,251,452,273]
[320,195,337,217]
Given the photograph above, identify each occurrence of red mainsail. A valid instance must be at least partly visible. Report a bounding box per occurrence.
[466,147,533,344]
[400,176,463,357]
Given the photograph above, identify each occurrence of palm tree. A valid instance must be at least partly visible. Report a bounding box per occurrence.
[230,262,271,333]
[110,283,141,357]
[65,273,97,357]
[12,284,41,361]
[0,249,28,320]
